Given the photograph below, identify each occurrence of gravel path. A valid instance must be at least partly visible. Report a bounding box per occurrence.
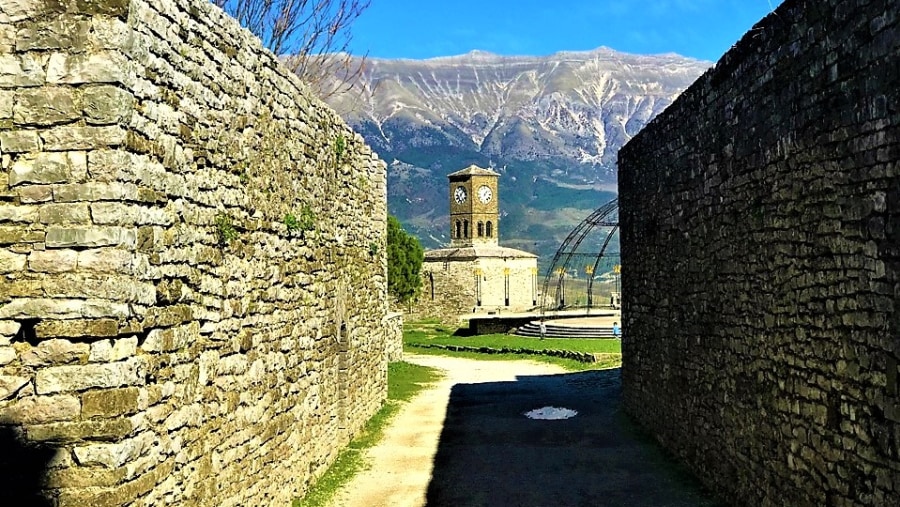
[327,355,566,507]
[327,354,719,507]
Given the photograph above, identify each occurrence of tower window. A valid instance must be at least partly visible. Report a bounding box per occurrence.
[464,220,469,238]
[477,222,484,237]
[455,220,461,239]
[486,221,493,238]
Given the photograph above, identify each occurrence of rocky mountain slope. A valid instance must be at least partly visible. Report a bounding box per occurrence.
[326,47,710,266]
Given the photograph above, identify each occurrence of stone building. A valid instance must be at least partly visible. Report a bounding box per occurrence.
[415,166,538,317]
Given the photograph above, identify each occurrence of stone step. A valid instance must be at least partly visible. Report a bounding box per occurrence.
[515,322,620,339]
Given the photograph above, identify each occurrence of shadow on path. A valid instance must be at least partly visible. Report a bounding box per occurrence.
[425,368,722,507]
[0,426,57,506]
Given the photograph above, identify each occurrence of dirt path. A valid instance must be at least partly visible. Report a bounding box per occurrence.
[327,355,566,507]
[328,355,719,507]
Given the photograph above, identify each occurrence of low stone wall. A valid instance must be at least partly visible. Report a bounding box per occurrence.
[0,0,388,505]
[618,0,899,505]
[406,343,606,364]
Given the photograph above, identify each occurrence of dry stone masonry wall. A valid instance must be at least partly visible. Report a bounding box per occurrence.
[0,0,389,505]
[618,1,899,506]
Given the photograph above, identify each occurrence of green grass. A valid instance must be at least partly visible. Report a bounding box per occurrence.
[404,321,622,371]
[405,344,612,371]
[405,329,622,354]
[293,361,442,507]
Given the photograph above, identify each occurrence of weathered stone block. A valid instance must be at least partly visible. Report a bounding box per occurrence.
[0,23,12,53]
[0,346,15,366]
[91,202,172,226]
[20,338,89,366]
[82,85,133,124]
[141,323,197,353]
[140,305,193,330]
[16,15,91,51]
[46,51,128,85]
[0,90,12,117]
[9,151,87,186]
[0,249,26,272]
[0,394,80,424]
[28,249,78,273]
[13,87,79,125]
[89,336,136,362]
[0,298,130,320]
[53,182,138,202]
[0,374,30,400]
[81,387,139,419]
[40,125,126,150]
[0,53,45,87]
[17,185,54,203]
[35,319,119,339]
[89,16,132,51]
[43,466,127,489]
[25,417,132,442]
[0,0,65,22]
[45,226,136,248]
[56,459,173,507]
[77,248,133,273]
[0,320,21,337]
[0,130,41,152]
[39,203,91,225]
[73,0,130,17]
[35,357,144,394]
[40,274,155,305]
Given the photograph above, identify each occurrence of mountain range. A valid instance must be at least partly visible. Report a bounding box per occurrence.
[325,47,710,269]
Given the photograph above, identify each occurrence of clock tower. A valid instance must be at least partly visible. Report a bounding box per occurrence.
[448,165,499,247]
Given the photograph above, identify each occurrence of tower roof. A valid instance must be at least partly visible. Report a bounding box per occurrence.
[447,165,499,178]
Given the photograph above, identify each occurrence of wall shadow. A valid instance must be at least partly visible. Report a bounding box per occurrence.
[0,426,57,506]
[425,368,723,507]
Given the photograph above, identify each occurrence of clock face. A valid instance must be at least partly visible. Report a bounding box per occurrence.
[477,185,493,203]
[454,186,467,204]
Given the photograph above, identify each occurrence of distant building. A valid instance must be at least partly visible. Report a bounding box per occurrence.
[413,165,538,318]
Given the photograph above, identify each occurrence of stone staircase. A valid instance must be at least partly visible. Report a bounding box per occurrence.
[515,321,619,339]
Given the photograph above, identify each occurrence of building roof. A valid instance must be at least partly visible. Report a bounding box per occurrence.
[447,165,499,178]
[424,245,537,261]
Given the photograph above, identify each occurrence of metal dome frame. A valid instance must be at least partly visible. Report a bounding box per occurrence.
[540,198,619,313]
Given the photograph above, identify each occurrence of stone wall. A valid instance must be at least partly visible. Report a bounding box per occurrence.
[383,312,403,362]
[618,1,899,506]
[0,0,389,505]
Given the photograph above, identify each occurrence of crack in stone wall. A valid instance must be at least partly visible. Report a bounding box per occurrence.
[0,0,391,505]
[618,0,899,505]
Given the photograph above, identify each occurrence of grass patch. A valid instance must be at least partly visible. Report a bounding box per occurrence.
[404,320,622,371]
[293,361,442,507]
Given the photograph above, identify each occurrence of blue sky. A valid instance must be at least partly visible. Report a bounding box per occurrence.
[348,0,784,62]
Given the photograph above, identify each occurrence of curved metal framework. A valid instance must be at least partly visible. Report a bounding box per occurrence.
[540,199,619,313]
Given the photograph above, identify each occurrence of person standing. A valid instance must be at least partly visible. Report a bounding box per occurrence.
[612,321,621,338]
[539,319,546,340]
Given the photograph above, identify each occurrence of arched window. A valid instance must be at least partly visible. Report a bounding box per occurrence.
[463,220,469,238]
[455,220,461,238]
[486,221,493,238]
[477,222,484,237]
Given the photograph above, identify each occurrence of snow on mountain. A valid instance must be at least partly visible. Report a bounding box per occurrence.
[328,47,709,181]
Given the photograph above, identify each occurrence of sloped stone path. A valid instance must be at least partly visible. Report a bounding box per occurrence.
[328,355,720,507]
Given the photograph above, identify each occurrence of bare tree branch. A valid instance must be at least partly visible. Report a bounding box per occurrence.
[213,0,371,100]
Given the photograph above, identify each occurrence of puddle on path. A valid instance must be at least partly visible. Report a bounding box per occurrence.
[523,406,578,420]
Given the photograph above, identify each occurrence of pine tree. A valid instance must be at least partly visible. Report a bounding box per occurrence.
[387,215,424,305]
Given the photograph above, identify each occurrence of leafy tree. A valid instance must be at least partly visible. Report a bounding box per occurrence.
[387,215,424,305]
[212,0,370,99]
